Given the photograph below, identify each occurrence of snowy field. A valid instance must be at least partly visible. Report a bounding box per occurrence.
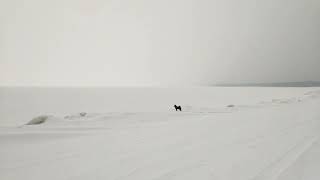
[0,87,320,180]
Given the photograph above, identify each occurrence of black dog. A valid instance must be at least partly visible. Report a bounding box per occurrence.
[174,105,182,111]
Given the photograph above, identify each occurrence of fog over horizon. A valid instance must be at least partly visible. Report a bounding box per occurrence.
[1,0,319,86]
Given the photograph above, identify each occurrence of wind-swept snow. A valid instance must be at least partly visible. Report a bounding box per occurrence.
[0,87,319,180]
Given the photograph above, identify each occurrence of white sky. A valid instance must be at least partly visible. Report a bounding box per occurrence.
[1,0,319,86]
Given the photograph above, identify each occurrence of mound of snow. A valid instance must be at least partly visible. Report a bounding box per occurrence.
[26,115,52,125]
[26,115,64,125]
[64,112,99,120]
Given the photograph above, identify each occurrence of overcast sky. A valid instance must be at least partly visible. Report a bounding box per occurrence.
[1,0,319,86]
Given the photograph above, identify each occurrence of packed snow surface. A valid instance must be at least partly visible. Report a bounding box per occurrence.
[0,87,320,180]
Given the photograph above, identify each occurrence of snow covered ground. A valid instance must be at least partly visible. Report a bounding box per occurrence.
[0,87,319,180]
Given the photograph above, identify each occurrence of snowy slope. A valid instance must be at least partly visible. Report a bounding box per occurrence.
[0,87,319,180]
